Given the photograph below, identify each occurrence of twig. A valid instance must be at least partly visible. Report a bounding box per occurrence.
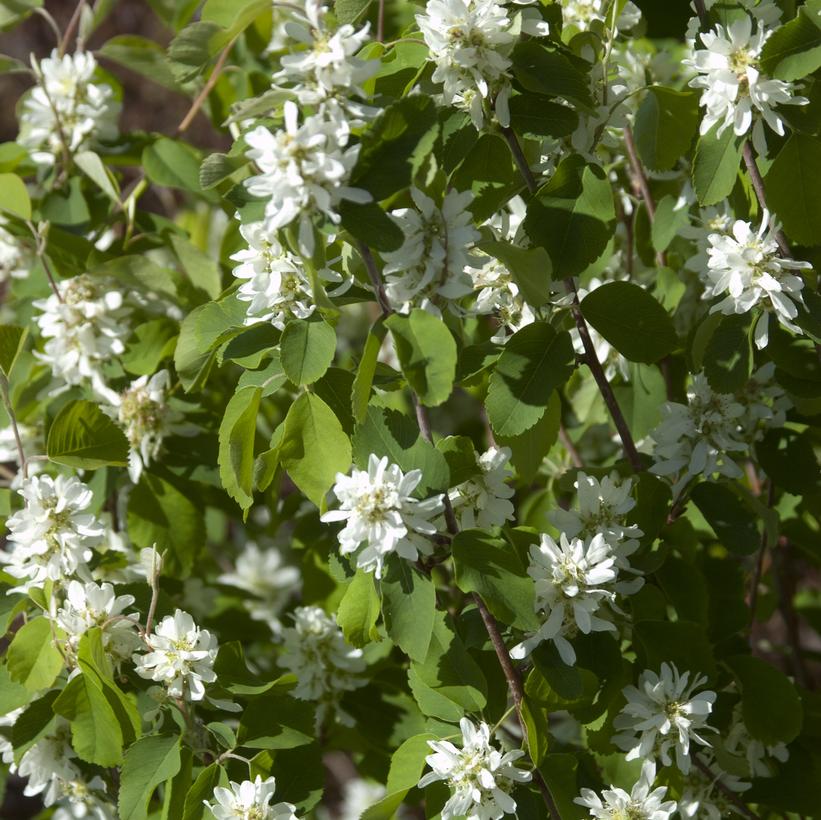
[501,127,642,472]
[377,0,385,42]
[623,125,666,267]
[176,37,238,135]
[358,242,393,315]
[0,376,27,480]
[59,0,86,57]
[692,0,709,27]
[558,425,583,469]
[693,756,761,820]
[748,481,774,642]
[742,142,791,257]
[774,538,811,689]
[27,221,64,303]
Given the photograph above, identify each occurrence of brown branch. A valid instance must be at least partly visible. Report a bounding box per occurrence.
[559,425,583,469]
[742,141,791,257]
[59,0,85,57]
[623,125,666,267]
[692,0,709,26]
[176,37,238,135]
[501,127,642,472]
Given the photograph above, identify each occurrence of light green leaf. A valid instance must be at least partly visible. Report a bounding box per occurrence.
[0,324,27,376]
[7,617,63,692]
[477,240,553,307]
[760,7,821,81]
[651,195,690,253]
[182,763,222,820]
[485,322,575,437]
[170,234,222,299]
[75,151,120,202]
[351,318,387,424]
[385,309,457,407]
[280,319,336,386]
[0,172,30,219]
[143,138,203,192]
[98,35,181,91]
[279,393,351,507]
[52,672,123,766]
[633,87,700,172]
[497,391,561,482]
[46,399,129,469]
[692,124,742,206]
[334,0,371,24]
[336,569,381,647]
[119,735,182,820]
[218,386,261,512]
[580,282,678,363]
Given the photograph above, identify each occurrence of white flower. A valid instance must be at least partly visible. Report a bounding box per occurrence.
[469,254,536,338]
[34,274,131,403]
[704,212,811,348]
[721,704,789,778]
[575,760,677,820]
[278,606,366,706]
[243,102,370,254]
[382,187,480,313]
[112,370,180,483]
[510,532,617,665]
[2,474,104,592]
[51,776,115,820]
[687,16,807,148]
[231,221,346,329]
[205,775,298,820]
[16,726,80,806]
[0,219,32,282]
[418,717,532,820]
[682,204,734,273]
[550,472,644,589]
[417,0,517,128]
[318,779,385,820]
[612,663,717,774]
[322,454,444,579]
[561,0,642,32]
[19,49,120,166]
[650,374,748,495]
[218,542,300,632]
[449,446,515,530]
[54,580,139,662]
[736,362,791,439]
[133,609,218,700]
[0,708,23,766]
[677,754,751,820]
[273,9,378,116]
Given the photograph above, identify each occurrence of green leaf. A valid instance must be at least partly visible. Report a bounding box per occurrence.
[352,404,450,495]
[633,87,700,172]
[651,195,690,253]
[119,735,182,820]
[52,672,123,766]
[703,314,752,393]
[174,295,247,391]
[279,393,351,507]
[385,309,457,407]
[338,201,404,252]
[485,322,575,437]
[127,472,206,577]
[7,618,63,691]
[121,317,178,376]
[726,655,803,745]
[280,319,336,386]
[633,620,716,679]
[760,7,821,81]
[98,35,181,91]
[0,172,30,219]
[691,482,759,556]
[75,151,120,202]
[524,155,615,279]
[361,733,437,820]
[218,386,261,513]
[508,93,579,139]
[11,690,58,761]
[352,318,387,423]
[170,235,222,300]
[765,132,821,246]
[477,240,553,307]
[349,96,439,200]
[511,41,592,107]
[452,530,539,630]
[46,399,129,469]
[692,124,742,206]
[381,561,437,662]
[580,282,677,363]
[336,569,381,647]
[143,138,203,193]
[182,763,222,820]
[497,391,561,482]
[0,324,26,376]
[334,0,371,24]
[201,0,268,29]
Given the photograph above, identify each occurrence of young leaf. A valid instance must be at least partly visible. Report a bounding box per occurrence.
[279,393,351,507]
[351,318,387,423]
[760,6,821,81]
[280,319,336,386]
[218,386,261,512]
[7,617,64,692]
[0,324,27,376]
[385,309,457,407]
[633,87,700,172]
[692,124,742,206]
[119,734,182,820]
[46,399,129,470]
[0,172,31,219]
[381,560,436,662]
[336,569,381,647]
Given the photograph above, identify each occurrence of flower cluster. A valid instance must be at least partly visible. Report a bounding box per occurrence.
[323,454,444,578]
[575,760,677,820]
[206,776,298,820]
